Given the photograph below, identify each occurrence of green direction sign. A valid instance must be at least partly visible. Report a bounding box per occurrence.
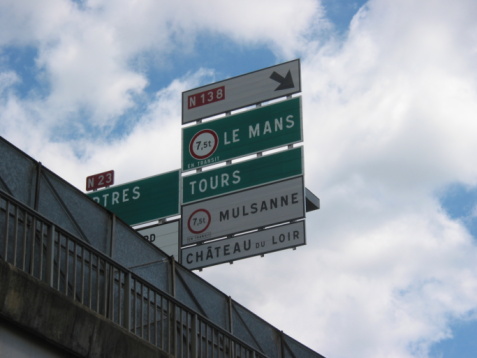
[87,170,180,226]
[182,97,302,171]
[182,147,303,204]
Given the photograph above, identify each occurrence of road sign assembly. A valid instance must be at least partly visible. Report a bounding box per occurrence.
[178,59,312,269]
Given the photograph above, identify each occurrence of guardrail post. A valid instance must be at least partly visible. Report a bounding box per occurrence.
[45,224,55,287]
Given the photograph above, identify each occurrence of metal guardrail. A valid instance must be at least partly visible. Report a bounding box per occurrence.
[0,190,266,358]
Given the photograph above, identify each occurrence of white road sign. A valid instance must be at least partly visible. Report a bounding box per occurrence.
[181,176,305,246]
[181,221,306,270]
[182,59,301,123]
[137,221,179,259]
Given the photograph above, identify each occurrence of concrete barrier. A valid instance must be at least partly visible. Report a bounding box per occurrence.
[0,260,170,358]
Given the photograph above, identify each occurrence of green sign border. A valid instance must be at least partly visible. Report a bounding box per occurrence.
[87,170,180,226]
[182,147,303,204]
[182,97,302,171]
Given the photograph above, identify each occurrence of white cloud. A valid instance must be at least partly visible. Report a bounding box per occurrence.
[0,0,325,135]
[201,1,477,357]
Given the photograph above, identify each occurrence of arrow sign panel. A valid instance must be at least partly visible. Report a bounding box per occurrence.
[270,70,294,90]
[182,59,301,123]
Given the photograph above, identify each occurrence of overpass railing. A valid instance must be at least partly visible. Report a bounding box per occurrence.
[0,190,266,358]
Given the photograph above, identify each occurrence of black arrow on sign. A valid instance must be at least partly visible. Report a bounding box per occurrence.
[270,70,295,91]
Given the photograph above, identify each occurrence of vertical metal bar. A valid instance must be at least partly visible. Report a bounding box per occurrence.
[161,295,165,349]
[212,327,216,358]
[158,295,162,348]
[109,266,115,322]
[198,319,202,357]
[139,282,143,338]
[103,262,108,316]
[124,272,131,331]
[191,314,198,358]
[96,257,100,313]
[3,200,9,261]
[13,206,19,267]
[131,278,136,335]
[176,306,180,356]
[45,224,55,287]
[109,265,114,320]
[38,221,44,280]
[64,237,70,295]
[279,331,285,358]
[115,269,121,325]
[80,246,85,304]
[103,261,107,317]
[34,162,42,211]
[228,338,235,357]
[146,286,150,341]
[205,322,209,357]
[110,214,116,257]
[21,213,27,269]
[56,233,61,290]
[88,250,93,308]
[13,205,19,264]
[170,301,176,356]
[153,290,157,346]
[29,217,36,276]
[72,241,77,299]
[228,296,233,333]
[170,256,176,297]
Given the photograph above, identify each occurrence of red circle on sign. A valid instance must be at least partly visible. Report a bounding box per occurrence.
[187,209,211,234]
[189,129,219,160]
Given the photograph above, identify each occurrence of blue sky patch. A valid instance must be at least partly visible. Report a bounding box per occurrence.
[439,183,477,237]
[430,318,477,358]
[0,45,45,98]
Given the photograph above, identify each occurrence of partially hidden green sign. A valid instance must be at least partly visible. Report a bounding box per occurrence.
[182,147,303,204]
[182,97,302,171]
[87,170,180,226]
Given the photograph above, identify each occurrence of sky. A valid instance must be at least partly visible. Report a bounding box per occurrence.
[1,0,477,357]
